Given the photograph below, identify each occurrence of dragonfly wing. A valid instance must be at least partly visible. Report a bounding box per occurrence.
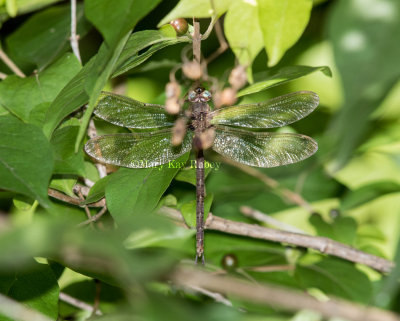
[85,130,193,168]
[210,91,319,129]
[212,126,317,167]
[94,92,176,129]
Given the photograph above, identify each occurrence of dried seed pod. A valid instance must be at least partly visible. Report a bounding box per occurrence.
[229,65,247,90]
[199,128,216,150]
[166,81,181,99]
[165,98,180,114]
[170,18,188,35]
[182,61,202,80]
[171,118,187,146]
[165,81,181,114]
[217,87,237,107]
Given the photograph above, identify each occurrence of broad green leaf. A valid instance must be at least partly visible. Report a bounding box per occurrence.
[309,214,357,245]
[105,153,189,225]
[0,115,53,207]
[174,166,213,186]
[49,177,77,197]
[0,53,81,123]
[0,261,59,321]
[224,0,264,80]
[180,194,213,228]
[82,175,111,205]
[85,0,161,46]
[112,31,190,77]
[327,0,400,169]
[296,258,372,304]
[341,181,400,211]
[43,58,92,138]
[258,0,313,67]
[158,0,231,26]
[51,126,85,176]
[237,65,331,97]
[76,33,130,151]
[6,3,90,70]
[5,0,17,17]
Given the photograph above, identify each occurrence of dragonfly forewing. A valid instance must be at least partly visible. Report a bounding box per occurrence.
[209,91,319,129]
[212,126,318,167]
[94,92,176,129]
[85,130,193,168]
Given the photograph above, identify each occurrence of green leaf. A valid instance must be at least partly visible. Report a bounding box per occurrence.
[76,33,131,152]
[309,214,357,245]
[327,0,400,169]
[85,0,162,46]
[0,115,53,207]
[174,165,213,186]
[237,65,331,97]
[258,0,313,67]
[43,58,92,138]
[105,153,189,225]
[0,261,59,321]
[6,3,90,70]
[180,194,213,228]
[341,181,400,211]
[158,0,231,26]
[224,0,264,80]
[83,175,111,205]
[50,126,85,176]
[49,177,77,197]
[112,30,190,77]
[5,0,17,17]
[296,258,372,304]
[0,53,81,123]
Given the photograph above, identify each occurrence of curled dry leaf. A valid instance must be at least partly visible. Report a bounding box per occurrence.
[182,61,203,80]
[214,87,237,108]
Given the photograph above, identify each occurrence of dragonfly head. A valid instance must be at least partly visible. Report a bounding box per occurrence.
[188,87,212,103]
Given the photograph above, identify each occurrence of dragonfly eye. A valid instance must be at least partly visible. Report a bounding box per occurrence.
[188,91,197,102]
[202,90,212,101]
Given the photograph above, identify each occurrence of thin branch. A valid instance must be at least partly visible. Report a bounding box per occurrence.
[240,206,307,234]
[48,188,106,208]
[159,207,394,273]
[70,0,82,63]
[59,292,102,316]
[187,285,233,307]
[205,0,228,64]
[221,157,314,212]
[192,20,201,64]
[0,293,52,321]
[77,206,108,227]
[172,267,400,321]
[88,119,108,178]
[92,279,102,316]
[76,188,94,227]
[0,49,25,78]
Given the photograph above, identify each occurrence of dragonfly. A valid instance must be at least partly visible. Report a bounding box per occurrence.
[85,88,319,264]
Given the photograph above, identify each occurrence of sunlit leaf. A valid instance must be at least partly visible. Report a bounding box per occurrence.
[180,194,213,228]
[258,0,313,67]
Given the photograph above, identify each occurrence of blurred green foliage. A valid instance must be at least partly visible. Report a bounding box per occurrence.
[0,0,399,320]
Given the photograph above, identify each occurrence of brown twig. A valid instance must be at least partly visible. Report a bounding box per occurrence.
[159,207,394,273]
[192,20,201,64]
[76,188,93,227]
[70,0,82,63]
[48,188,106,208]
[77,206,108,227]
[186,284,233,306]
[205,0,228,64]
[221,157,314,212]
[0,49,25,78]
[240,206,307,234]
[59,292,102,316]
[92,279,102,316]
[172,267,400,321]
